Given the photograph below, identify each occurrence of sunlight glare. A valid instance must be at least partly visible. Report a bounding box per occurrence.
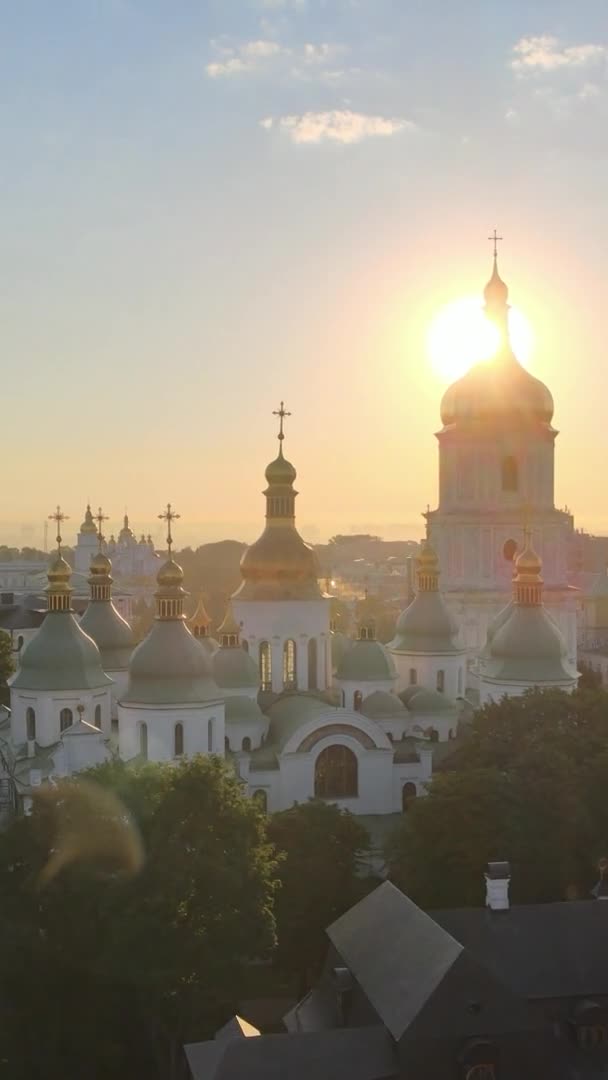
[427,297,533,382]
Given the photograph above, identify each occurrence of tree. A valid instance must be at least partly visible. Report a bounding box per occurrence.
[388,688,608,909]
[0,628,15,686]
[267,800,370,995]
[0,756,278,1079]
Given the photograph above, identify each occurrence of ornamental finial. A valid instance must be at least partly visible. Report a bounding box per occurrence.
[95,506,109,550]
[48,506,69,554]
[488,227,503,262]
[272,400,291,444]
[158,503,180,555]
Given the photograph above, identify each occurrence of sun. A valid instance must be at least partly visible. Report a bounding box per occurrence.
[427,297,533,382]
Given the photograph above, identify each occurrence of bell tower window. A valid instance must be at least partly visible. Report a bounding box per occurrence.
[501,456,518,492]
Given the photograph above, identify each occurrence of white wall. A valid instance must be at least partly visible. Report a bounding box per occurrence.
[10,687,112,748]
[117,700,225,763]
[335,678,395,710]
[233,598,330,692]
[390,650,465,701]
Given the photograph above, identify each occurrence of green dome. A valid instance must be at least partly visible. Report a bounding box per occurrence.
[336,639,396,682]
[398,685,423,707]
[265,448,297,486]
[11,612,112,691]
[331,631,351,670]
[478,601,513,660]
[267,694,328,750]
[361,690,407,719]
[123,621,222,705]
[225,696,266,723]
[408,688,454,714]
[80,601,135,671]
[390,592,463,655]
[485,607,577,684]
[213,645,259,690]
[197,635,219,656]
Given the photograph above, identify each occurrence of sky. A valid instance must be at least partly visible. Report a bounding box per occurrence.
[2,0,608,548]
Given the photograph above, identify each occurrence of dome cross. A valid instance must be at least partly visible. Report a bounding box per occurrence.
[158,502,180,555]
[95,506,109,550]
[488,228,503,259]
[272,400,291,443]
[48,505,69,553]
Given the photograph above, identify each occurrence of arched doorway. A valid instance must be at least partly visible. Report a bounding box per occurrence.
[314,745,358,798]
[402,781,417,811]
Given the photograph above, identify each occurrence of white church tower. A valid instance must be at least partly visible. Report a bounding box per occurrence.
[74,503,100,574]
[118,504,225,763]
[427,237,578,670]
[232,403,331,694]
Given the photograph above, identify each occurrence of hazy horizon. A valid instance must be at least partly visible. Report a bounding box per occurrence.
[2,1,608,539]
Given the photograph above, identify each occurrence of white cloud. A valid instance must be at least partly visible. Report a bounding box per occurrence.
[262,109,414,144]
[241,39,282,58]
[504,107,519,125]
[206,37,349,80]
[206,38,287,77]
[511,34,606,75]
[578,81,601,100]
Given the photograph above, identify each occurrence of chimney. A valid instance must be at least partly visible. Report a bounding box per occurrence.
[331,966,355,1027]
[485,861,511,911]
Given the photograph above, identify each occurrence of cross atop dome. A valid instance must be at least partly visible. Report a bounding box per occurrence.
[488,228,503,260]
[158,502,180,555]
[272,400,291,444]
[49,505,69,554]
[95,506,109,549]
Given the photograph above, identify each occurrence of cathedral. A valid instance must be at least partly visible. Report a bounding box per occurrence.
[0,247,580,818]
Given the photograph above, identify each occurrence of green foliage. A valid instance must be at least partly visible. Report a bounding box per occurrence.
[0,628,15,684]
[387,687,608,909]
[0,756,278,1079]
[267,800,370,994]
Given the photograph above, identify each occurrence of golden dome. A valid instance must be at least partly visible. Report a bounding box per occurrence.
[157,557,184,589]
[514,535,543,582]
[217,603,241,640]
[265,448,297,486]
[240,528,320,588]
[417,538,439,573]
[80,504,98,535]
[90,551,112,576]
[48,553,71,584]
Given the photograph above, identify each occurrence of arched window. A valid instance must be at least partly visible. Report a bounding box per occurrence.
[252,789,267,812]
[501,455,518,492]
[437,669,445,693]
[503,537,518,562]
[26,707,36,742]
[60,707,73,733]
[224,735,230,752]
[409,668,417,686]
[341,690,345,707]
[242,736,251,752]
[242,639,249,653]
[457,668,463,696]
[259,641,272,691]
[315,745,358,798]
[139,722,148,760]
[17,635,24,650]
[353,690,363,712]
[429,727,439,743]
[308,637,317,690]
[207,717,214,753]
[402,782,417,811]
[283,639,297,689]
[174,722,184,757]
[387,731,393,742]
[94,704,102,728]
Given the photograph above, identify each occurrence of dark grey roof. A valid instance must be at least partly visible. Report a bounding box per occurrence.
[0,606,45,630]
[433,899,608,1000]
[185,1025,397,1080]
[326,881,463,1041]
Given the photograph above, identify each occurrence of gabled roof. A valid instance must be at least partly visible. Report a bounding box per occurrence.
[184,1025,397,1080]
[326,881,462,1041]
[434,899,608,1000]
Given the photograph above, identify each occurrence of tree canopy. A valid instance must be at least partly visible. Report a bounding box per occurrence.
[0,755,277,1079]
[387,687,608,909]
[267,799,371,995]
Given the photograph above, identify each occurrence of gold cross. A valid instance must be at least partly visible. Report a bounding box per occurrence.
[48,506,69,552]
[272,401,291,442]
[95,506,109,549]
[158,503,180,553]
[488,228,503,259]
